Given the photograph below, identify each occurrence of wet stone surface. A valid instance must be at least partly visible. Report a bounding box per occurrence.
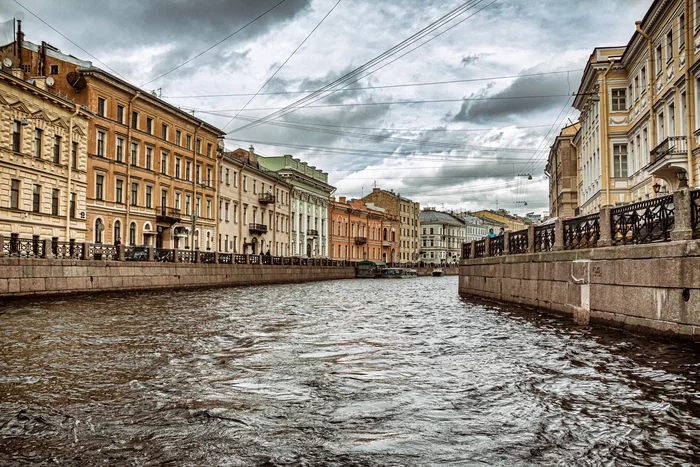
[0,276,699,466]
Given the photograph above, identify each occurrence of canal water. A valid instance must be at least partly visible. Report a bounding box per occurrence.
[0,276,699,466]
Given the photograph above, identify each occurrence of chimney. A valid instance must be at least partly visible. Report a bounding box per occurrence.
[32,76,47,90]
[339,196,346,203]
[248,144,258,166]
[16,20,24,69]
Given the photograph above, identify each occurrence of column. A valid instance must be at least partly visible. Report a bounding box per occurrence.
[671,188,693,241]
[598,206,613,247]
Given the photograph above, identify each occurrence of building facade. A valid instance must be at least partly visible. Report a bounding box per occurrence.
[329,197,399,263]
[458,214,490,242]
[0,67,90,242]
[219,148,292,255]
[469,209,528,232]
[1,25,225,249]
[419,208,466,265]
[361,188,420,263]
[546,122,581,218]
[257,154,333,257]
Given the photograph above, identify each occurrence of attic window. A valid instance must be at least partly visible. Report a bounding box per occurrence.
[21,65,30,73]
[50,65,58,75]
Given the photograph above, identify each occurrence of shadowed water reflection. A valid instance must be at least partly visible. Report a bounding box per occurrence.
[0,276,699,466]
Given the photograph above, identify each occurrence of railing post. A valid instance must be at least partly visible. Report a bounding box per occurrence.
[117,244,125,261]
[69,239,75,258]
[81,242,90,260]
[0,235,5,257]
[503,231,510,255]
[527,225,536,253]
[484,236,491,257]
[553,218,565,251]
[194,249,201,263]
[41,239,50,259]
[173,247,180,263]
[147,246,154,262]
[470,240,476,259]
[214,251,219,263]
[598,206,613,247]
[671,188,693,241]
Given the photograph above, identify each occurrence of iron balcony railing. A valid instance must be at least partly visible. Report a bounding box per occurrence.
[354,236,367,244]
[258,193,276,204]
[156,206,182,223]
[650,136,687,164]
[307,229,319,237]
[249,223,268,234]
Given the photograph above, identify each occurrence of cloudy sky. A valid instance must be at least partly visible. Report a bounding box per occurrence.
[3,0,652,215]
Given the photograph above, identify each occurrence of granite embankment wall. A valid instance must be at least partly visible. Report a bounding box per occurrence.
[0,258,356,298]
[459,240,700,341]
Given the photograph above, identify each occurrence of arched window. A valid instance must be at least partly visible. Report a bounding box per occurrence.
[206,231,211,250]
[95,218,104,243]
[383,228,388,241]
[129,222,137,245]
[391,230,396,242]
[113,220,121,244]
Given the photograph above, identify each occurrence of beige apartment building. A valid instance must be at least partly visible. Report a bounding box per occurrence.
[574,0,700,214]
[219,147,292,255]
[546,122,581,218]
[361,188,420,262]
[0,66,90,242]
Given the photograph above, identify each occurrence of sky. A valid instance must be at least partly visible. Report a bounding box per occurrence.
[1,0,652,216]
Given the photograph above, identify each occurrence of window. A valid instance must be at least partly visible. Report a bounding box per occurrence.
[161,152,168,175]
[95,219,103,243]
[129,223,136,246]
[681,91,687,136]
[668,102,676,137]
[196,164,201,183]
[116,179,123,203]
[97,131,105,156]
[174,192,180,210]
[131,111,139,130]
[175,157,181,179]
[233,171,238,187]
[666,30,673,63]
[131,142,138,166]
[32,184,41,212]
[633,76,639,101]
[50,64,58,75]
[162,124,168,140]
[253,180,257,194]
[207,167,212,187]
[196,138,201,154]
[97,97,106,117]
[146,117,153,135]
[116,137,124,162]
[243,205,248,224]
[185,160,192,181]
[680,14,686,50]
[611,89,626,111]
[53,135,61,163]
[146,186,152,208]
[34,128,42,158]
[131,182,138,206]
[51,189,59,215]
[69,193,76,218]
[642,128,648,166]
[145,147,152,170]
[225,202,229,221]
[207,143,212,157]
[117,105,124,124]
[10,179,19,209]
[161,190,167,210]
[656,44,663,73]
[206,199,211,219]
[658,111,665,142]
[243,175,248,191]
[196,197,201,216]
[176,130,181,146]
[641,66,647,93]
[71,142,78,169]
[613,144,628,178]
[186,134,192,149]
[96,174,104,200]
[186,195,191,215]
[12,120,21,152]
[114,220,121,243]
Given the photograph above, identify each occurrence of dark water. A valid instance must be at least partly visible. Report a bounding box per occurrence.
[0,277,699,466]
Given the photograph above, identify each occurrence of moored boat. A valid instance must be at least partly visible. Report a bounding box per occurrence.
[380,267,417,278]
[432,268,443,277]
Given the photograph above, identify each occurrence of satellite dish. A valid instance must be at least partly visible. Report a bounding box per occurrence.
[66,71,86,91]
[2,58,11,67]
[46,76,54,86]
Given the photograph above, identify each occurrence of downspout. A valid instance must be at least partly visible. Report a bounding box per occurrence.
[65,104,81,241]
[636,21,657,191]
[192,122,203,250]
[684,3,695,187]
[125,91,140,243]
[570,139,580,212]
[215,144,222,252]
[601,58,616,207]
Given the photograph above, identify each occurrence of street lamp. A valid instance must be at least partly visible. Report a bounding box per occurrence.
[677,171,688,189]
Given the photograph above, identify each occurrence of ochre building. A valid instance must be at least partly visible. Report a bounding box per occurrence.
[546,122,581,218]
[361,188,420,263]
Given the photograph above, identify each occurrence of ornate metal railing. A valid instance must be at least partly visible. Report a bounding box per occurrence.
[273,256,282,265]
[6,236,43,257]
[249,254,261,265]
[509,229,528,254]
[52,240,82,259]
[564,213,600,250]
[200,252,216,264]
[534,224,555,252]
[301,258,308,265]
[154,248,175,263]
[261,255,272,265]
[474,239,486,258]
[692,189,700,239]
[234,254,247,264]
[612,194,674,245]
[283,257,292,265]
[650,136,687,164]
[292,257,301,265]
[124,246,148,261]
[219,253,232,264]
[489,235,504,256]
[178,250,196,263]
[462,242,472,259]
[89,244,117,260]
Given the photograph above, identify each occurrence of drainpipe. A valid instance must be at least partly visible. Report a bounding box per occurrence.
[636,21,657,192]
[65,104,81,241]
[601,58,616,207]
[192,122,203,250]
[684,3,694,187]
[215,144,223,252]
[125,91,140,243]
[570,139,581,213]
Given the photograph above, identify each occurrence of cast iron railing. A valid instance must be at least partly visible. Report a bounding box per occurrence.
[692,189,700,239]
[125,246,148,261]
[7,236,43,257]
[219,253,232,264]
[52,240,82,259]
[178,250,196,263]
[89,244,118,260]
[612,194,674,245]
[489,235,504,256]
[249,254,261,264]
[154,248,175,262]
[474,239,486,258]
[200,252,216,264]
[564,213,600,250]
[509,229,528,254]
[234,254,247,264]
[462,242,471,259]
[534,224,555,252]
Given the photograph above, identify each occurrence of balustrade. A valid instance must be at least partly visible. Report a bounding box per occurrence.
[612,195,674,245]
[534,225,555,252]
[508,229,528,254]
[200,252,216,264]
[564,214,600,250]
[489,235,504,257]
[474,239,486,258]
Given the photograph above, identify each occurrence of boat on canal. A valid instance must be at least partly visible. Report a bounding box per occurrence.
[357,260,387,278]
[432,268,443,277]
[380,267,417,278]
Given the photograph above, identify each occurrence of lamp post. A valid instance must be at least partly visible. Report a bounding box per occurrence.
[677,171,689,189]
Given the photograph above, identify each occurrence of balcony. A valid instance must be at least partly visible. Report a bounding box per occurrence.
[259,193,276,204]
[156,206,181,224]
[646,136,689,190]
[354,236,367,244]
[249,223,268,234]
[307,229,319,237]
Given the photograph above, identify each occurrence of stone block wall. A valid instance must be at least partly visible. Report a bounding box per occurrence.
[459,240,700,340]
[0,258,356,298]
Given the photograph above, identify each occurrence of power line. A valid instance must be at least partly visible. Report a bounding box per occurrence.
[140,0,289,87]
[12,0,128,80]
[162,69,583,99]
[223,0,343,131]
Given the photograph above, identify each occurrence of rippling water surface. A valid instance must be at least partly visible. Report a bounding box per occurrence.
[1,276,699,466]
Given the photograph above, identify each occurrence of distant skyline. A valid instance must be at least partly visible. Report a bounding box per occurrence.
[2,0,652,215]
